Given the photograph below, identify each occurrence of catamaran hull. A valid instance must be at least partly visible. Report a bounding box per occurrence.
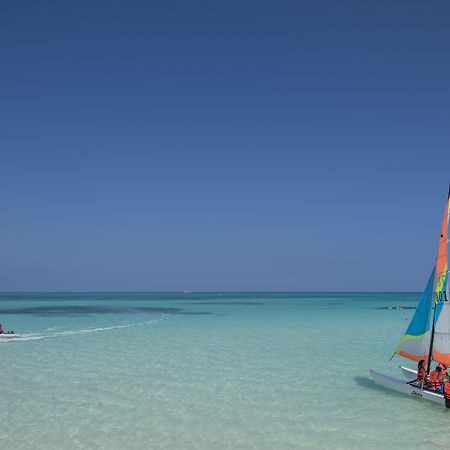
[370,370,445,405]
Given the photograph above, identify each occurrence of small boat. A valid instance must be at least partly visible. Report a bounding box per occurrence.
[0,333,21,339]
[371,187,450,405]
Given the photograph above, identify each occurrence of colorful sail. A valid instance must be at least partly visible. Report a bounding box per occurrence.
[396,267,435,362]
[431,194,450,364]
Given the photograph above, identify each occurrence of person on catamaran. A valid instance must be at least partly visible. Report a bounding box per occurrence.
[443,379,450,408]
[429,366,443,391]
[437,362,449,380]
[417,359,428,385]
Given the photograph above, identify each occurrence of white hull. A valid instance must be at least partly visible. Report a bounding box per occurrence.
[0,334,21,339]
[370,370,445,405]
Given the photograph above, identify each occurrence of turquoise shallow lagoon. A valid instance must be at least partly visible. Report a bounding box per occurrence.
[1,292,448,449]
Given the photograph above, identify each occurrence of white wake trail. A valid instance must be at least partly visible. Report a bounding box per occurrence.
[1,315,169,343]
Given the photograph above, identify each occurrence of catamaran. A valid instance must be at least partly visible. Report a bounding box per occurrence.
[371,188,450,405]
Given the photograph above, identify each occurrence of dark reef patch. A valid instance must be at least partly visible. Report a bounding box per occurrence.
[0,305,213,317]
[187,301,263,306]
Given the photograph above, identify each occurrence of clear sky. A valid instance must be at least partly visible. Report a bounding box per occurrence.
[1,0,449,291]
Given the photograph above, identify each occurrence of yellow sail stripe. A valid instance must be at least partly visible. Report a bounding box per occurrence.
[397,330,429,347]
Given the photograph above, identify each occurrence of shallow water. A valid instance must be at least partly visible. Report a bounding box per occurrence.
[1,292,447,449]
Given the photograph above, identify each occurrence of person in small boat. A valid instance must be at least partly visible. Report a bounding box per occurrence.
[0,324,14,335]
[429,366,443,390]
[416,359,428,385]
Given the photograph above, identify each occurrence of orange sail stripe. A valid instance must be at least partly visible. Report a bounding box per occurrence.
[433,350,450,366]
[398,350,428,363]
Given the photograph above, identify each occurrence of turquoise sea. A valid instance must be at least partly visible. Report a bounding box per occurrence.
[1,292,449,449]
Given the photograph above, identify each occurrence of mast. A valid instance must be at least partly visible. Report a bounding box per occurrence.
[426,303,437,373]
[426,185,450,373]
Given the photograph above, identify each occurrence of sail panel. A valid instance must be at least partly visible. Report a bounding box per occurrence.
[396,267,435,362]
[430,196,450,364]
[435,196,449,298]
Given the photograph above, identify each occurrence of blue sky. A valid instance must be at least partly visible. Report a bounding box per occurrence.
[1,0,449,291]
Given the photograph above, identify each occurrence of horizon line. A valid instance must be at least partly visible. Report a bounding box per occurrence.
[0,290,423,294]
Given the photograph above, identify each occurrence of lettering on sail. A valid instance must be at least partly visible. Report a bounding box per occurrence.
[435,290,448,303]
